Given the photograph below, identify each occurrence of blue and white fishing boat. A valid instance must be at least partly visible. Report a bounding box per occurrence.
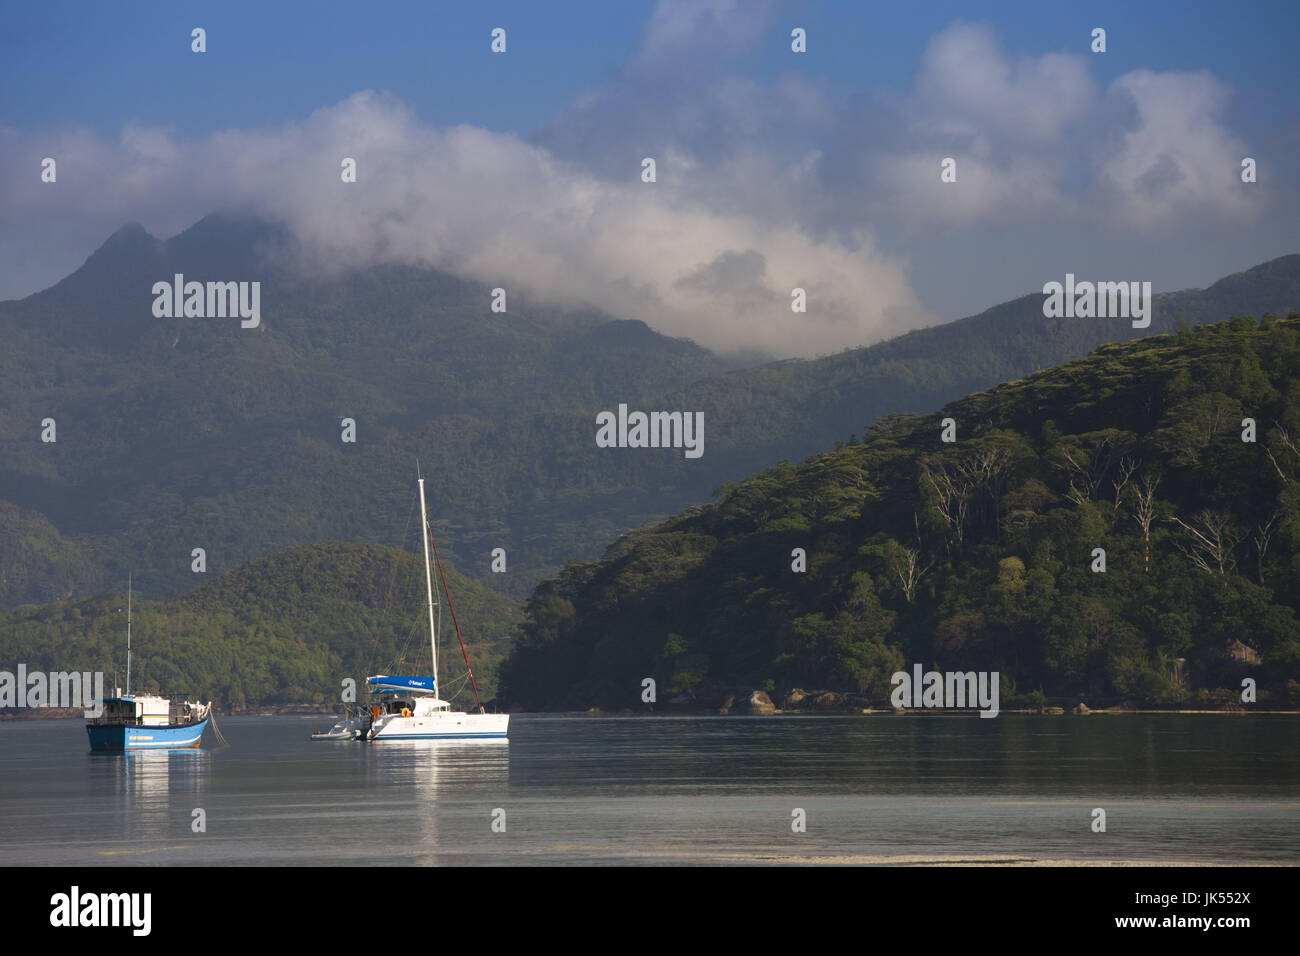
[314,473,508,741]
[86,576,211,752]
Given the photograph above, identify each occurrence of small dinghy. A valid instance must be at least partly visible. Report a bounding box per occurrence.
[310,707,369,740]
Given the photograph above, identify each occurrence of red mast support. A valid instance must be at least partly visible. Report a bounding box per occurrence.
[428,529,484,712]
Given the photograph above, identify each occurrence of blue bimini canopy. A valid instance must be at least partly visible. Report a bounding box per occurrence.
[367,675,437,695]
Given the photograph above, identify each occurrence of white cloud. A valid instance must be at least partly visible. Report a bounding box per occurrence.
[0,92,931,358]
[1,8,1282,346]
[833,22,1265,233]
[638,0,776,67]
[911,22,1096,143]
[1090,69,1255,226]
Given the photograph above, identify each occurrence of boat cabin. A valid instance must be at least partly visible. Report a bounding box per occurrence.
[373,695,451,717]
[89,695,205,726]
[90,694,171,726]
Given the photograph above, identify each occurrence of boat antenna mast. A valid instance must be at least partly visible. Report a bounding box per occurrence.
[126,572,132,696]
[417,469,440,697]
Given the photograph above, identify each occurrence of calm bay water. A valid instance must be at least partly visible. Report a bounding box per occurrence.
[1,714,1296,865]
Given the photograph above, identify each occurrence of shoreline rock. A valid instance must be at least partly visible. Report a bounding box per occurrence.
[737,690,776,715]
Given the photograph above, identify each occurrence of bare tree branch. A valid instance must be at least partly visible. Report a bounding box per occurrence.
[1128,471,1160,574]
[1168,509,1241,575]
[1254,511,1279,586]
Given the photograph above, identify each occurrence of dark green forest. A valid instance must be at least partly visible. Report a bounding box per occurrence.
[0,542,519,708]
[3,216,1297,608]
[500,315,1300,711]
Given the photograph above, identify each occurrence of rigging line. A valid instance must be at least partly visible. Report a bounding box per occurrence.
[442,670,471,703]
[207,705,230,747]
[392,617,425,672]
[363,489,419,680]
[428,529,484,712]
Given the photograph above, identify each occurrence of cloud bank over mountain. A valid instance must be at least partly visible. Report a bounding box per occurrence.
[2,9,1292,357]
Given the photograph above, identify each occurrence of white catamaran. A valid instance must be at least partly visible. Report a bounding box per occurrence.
[313,474,508,742]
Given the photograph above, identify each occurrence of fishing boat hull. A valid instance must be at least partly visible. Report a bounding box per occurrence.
[87,717,208,752]
[369,711,508,741]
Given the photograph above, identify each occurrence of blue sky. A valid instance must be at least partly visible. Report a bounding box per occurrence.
[5,1,1297,135]
[3,0,1299,356]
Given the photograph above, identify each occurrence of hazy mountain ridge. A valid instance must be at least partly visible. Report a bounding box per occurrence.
[666,255,1300,484]
[1,215,1297,610]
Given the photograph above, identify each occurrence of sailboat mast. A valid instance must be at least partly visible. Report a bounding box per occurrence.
[417,477,439,695]
[126,573,132,696]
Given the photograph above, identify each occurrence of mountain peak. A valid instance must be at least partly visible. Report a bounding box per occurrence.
[108,221,153,241]
[34,221,165,303]
[92,221,161,258]
[167,213,290,251]
[29,214,292,308]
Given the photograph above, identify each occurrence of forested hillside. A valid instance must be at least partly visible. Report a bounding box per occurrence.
[0,542,519,708]
[3,214,1297,609]
[500,315,1300,710]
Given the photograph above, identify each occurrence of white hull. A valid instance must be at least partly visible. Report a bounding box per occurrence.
[369,710,508,740]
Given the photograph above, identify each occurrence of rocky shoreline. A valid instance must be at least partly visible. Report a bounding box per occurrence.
[5,693,1296,720]
[589,686,1299,716]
